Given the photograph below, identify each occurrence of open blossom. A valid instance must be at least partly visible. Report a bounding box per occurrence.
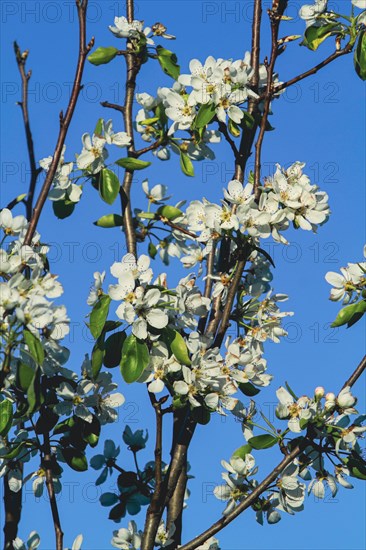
[0,209,27,235]
[76,133,108,173]
[111,521,142,550]
[115,286,169,340]
[109,16,153,44]
[108,254,153,300]
[102,119,131,147]
[325,245,366,303]
[87,271,105,306]
[276,387,317,432]
[142,180,170,203]
[299,0,328,27]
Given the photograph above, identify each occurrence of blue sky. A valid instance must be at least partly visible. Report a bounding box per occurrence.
[1,1,365,549]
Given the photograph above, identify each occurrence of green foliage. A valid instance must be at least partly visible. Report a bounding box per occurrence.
[23,330,44,365]
[157,205,183,220]
[103,331,126,368]
[0,400,13,437]
[156,45,180,80]
[88,46,119,66]
[160,328,191,366]
[302,23,340,51]
[99,168,120,205]
[115,158,151,171]
[354,30,366,81]
[52,199,76,219]
[248,434,278,450]
[89,295,111,339]
[94,214,124,228]
[180,151,194,177]
[331,300,366,328]
[120,335,149,383]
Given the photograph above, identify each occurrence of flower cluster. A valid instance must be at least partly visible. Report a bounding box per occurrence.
[325,245,366,304]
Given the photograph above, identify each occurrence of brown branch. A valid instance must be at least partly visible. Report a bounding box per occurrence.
[179,352,366,550]
[149,393,163,490]
[141,413,196,550]
[43,434,63,550]
[135,140,162,158]
[3,464,23,550]
[100,101,125,114]
[212,258,246,348]
[253,1,287,200]
[23,0,93,246]
[162,219,198,239]
[342,354,366,389]
[274,43,354,95]
[251,0,263,91]
[13,43,42,221]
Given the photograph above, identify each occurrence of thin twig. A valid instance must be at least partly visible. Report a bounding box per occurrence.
[253,1,286,200]
[43,433,63,550]
[22,0,93,246]
[342,354,366,389]
[274,43,353,95]
[13,43,42,220]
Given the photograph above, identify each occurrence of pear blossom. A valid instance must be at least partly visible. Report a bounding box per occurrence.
[90,440,120,485]
[0,209,27,236]
[12,531,40,550]
[76,133,108,173]
[109,16,153,44]
[109,254,153,301]
[142,180,169,203]
[123,425,148,452]
[87,271,106,306]
[299,0,328,27]
[111,521,142,549]
[102,119,131,147]
[54,379,95,423]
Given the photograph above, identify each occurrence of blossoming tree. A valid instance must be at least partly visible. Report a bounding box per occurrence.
[1,0,365,549]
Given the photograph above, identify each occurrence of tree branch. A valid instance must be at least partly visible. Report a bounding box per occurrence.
[3,464,23,550]
[274,43,354,95]
[254,0,287,200]
[179,352,366,550]
[13,43,42,220]
[23,0,93,246]
[43,434,63,550]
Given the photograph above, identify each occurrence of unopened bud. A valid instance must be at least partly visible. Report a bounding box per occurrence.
[315,386,325,399]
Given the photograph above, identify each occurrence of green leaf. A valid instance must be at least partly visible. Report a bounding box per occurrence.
[94,214,124,228]
[53,199,75,219]
[0,400,13,437]
[160,328,191,366]
[331,301,366,328]
[228,119,241,137]
[242,112,255,129]
[302,23,340,51]
[238,382,260,397]
[156,45,180,80]
[193,103,216,129]
[285,381,299,401]
[139,117,160,125]
[23,330,44,365]
[232,444,252,459]
[94,118,103,136]
[180,151,194,177]
[88,46,119,66]
[345,455,366,480]
[2,441,26,460]
[91,335,105,379]
[115,158,151,171]
[347,300,366,328]
[355,31,366,81]
[27,367,44,415]
[104,331,126,368]
[248,434,278,450]
[99,168,120,205]
[17,362,34,392]
[148,242,157,259]
[157,205,183,221]
[120,335,149,383]
[62,448,88,471]
[89,295,111,339]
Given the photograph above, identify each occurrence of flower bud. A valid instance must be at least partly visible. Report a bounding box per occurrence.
[315,386,325,399]
[337,387,357,409]
[324,392,336,411]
